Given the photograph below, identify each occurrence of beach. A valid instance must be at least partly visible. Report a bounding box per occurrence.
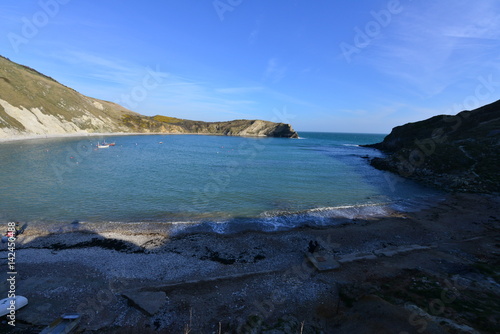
[1,192,499,333]
[0,130,293,144]
[0,132,176,143]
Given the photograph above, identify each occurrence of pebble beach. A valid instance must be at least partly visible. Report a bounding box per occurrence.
[1,192,499,333]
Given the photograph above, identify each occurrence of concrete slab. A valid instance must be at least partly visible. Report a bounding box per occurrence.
[338,252,377,263]
[373,244,432,257]
[122,291,166,316]
[306,252,340,271]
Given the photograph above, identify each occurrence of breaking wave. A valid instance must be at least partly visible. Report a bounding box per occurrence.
[168,202,397,235]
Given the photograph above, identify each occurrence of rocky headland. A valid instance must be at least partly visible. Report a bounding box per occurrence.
[363,100,500,193]
[0,56,298,140]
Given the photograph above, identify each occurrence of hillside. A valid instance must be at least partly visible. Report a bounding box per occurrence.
[0,56,298,139]
[123,115,298,138]
[364,100,500,192]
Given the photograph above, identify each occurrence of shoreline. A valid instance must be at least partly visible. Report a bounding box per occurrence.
[0,131,296,144]
[0,132,143,143]
[0,199,429,237]
[2,192,499,332]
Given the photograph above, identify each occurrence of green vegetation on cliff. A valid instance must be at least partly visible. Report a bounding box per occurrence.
[152,115,183,124]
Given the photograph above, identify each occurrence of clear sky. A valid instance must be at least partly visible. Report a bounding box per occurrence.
[1,0,499,133]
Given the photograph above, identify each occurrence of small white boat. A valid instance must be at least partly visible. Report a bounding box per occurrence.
[0,296,28,316]
[97,142,109,148]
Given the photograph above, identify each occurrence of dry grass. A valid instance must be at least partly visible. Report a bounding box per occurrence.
[183,308,193,334]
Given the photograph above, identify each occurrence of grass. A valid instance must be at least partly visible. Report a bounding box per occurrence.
[153,115,184,123]
[373,269,500,333]
[0,56,137,133]
[183,308,193,334]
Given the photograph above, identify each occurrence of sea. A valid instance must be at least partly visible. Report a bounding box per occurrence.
[0,132,443,234]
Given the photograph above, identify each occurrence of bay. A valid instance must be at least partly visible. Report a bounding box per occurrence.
[0,132,442,233]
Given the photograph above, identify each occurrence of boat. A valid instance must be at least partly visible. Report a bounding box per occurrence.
[0,296,28,316]
[98,140,115,148]
[40,313,81,334]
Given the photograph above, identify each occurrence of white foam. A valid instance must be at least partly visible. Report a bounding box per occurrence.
[207,221,229,234]
[307,203,393,219]
[255,203,395,231]
[24,202,405,236]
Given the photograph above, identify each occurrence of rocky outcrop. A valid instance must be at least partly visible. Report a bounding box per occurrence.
[363,100,500,193]
[0,56,298,139]
[121,115,299,138]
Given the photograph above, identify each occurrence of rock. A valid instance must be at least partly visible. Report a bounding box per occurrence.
[363,99,500,193]
[148,117,299,138]
[122,290,166,316]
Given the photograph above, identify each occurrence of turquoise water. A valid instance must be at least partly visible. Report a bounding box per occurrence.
[0,133,442,233]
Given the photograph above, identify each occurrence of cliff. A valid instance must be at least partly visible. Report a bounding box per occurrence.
[0,56,298,139]
[122,115,298,138]
[364,100,500,193]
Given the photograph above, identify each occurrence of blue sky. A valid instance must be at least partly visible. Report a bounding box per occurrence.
[1,0,499,133]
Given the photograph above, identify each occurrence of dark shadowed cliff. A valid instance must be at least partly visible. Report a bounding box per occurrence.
[364,100,500,193]
[0,56,298,139]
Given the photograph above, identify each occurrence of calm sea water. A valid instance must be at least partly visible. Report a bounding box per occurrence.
[0,133,442,233]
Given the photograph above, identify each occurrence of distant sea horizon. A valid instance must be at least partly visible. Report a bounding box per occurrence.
[0,132,442,234]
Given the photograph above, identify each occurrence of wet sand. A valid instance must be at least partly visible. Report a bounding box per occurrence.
[1,192,499,333]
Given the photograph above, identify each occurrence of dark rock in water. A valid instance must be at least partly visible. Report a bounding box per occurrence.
[363,100,500,193]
